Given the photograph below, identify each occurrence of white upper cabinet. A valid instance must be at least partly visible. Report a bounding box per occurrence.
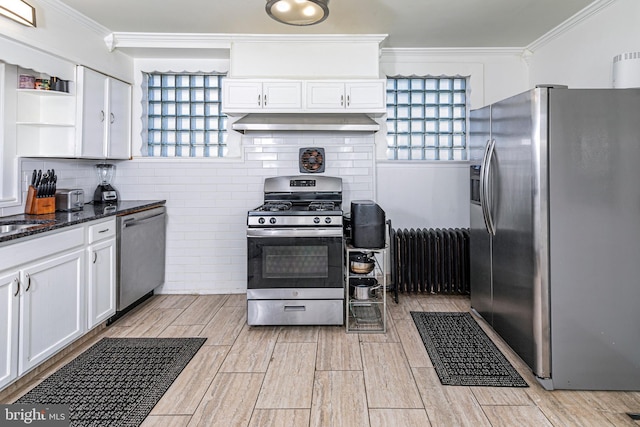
[305,80,386,112]
[222,78,386,114]
[222,80,302,113]
[106,78,132,159]
[76,66,131,159]
[77,67,106,158]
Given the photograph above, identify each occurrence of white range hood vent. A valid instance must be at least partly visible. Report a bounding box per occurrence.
[232,113,380,133]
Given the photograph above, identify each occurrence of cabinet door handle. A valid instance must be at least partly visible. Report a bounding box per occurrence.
[346,95,350,107]
[100,110,105,122]
[340,95,344,106]
[25,273,31,292]
[93,252,98,264]
[264,95,267,106]
[110,112,115,124]
[258,94,261,106]
[98,228,110,234]
[13,277,20,297]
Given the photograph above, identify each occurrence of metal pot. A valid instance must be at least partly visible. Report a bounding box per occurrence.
[349,277,380,300]
[349,252,375,274]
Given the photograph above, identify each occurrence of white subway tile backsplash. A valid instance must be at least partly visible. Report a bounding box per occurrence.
[246,152,278,161]
[12,131,375,294]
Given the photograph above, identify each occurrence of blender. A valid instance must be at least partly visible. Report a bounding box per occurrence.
[93,163,119,203]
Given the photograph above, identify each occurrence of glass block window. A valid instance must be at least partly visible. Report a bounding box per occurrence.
[145,73,228,157]
[386,77,467,160]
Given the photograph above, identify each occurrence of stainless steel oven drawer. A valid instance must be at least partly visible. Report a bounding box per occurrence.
[247,299,344,326]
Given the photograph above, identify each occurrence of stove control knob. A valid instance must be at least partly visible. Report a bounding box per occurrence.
[313,217,321,224]
[269,217,277,224]
[258,217,266,224]
[325,217,332,224]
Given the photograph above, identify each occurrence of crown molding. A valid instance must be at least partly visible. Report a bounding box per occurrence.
[380,47,525,59]
[526,0,616,52]
[105,32,389,52]
[228,34,388,44]
[104,33,235,52]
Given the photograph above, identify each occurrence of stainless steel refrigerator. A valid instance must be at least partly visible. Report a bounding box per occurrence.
[469,86,640,390]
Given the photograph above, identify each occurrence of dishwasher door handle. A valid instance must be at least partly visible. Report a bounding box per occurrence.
[123,213,165,228]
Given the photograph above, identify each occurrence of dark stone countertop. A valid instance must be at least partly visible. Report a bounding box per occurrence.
[0,200,166,244]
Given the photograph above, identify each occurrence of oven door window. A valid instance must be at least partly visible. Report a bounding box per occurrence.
[248,236,342,289]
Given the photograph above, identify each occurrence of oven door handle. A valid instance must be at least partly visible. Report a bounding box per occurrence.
[247,228,343,238]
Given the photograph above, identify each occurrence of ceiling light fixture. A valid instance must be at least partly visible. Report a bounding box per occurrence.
[0,0,36,27]
[266,0,329,26]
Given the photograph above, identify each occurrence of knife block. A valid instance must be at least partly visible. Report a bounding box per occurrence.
[25,186,55,215]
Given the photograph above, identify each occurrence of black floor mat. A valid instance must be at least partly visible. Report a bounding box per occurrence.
[15,337,206,426]
[411,312,528,387]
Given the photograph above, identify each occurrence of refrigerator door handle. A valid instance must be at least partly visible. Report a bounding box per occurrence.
[479,139,492,234]
[484,138,497,236]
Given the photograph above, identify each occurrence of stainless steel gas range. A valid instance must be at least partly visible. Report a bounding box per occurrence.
[246,175,344,326]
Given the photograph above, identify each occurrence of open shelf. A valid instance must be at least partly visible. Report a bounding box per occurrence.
[345,243,387,333]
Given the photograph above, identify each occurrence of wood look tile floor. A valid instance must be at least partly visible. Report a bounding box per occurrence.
[3,293,640,427]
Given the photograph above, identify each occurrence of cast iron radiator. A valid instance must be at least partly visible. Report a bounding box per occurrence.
[390,228,470,294]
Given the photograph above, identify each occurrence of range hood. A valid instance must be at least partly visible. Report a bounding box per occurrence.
[231,113,380,133]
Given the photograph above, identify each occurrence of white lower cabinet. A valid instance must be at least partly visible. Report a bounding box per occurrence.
[0,271,19,389]
[0,217,118,390]
[18,249,85,375]
[87,219,116,329]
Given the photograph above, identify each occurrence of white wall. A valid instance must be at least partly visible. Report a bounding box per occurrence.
[377,162,469,230]
[528,0,640,88]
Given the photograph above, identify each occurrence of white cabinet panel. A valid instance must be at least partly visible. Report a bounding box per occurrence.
[107,77,132,159]
[262,82,302,109]
[223,81,262,110]
[305,80,386,112]
[77,66,131,160]
[223,80,302,112]
[0,271,19,389]
[87,239,115,329]
[305,82,345,109]
[345,81,386,110]
[78,67,107,158]
[18,249,85,375]
[87,219,116,329]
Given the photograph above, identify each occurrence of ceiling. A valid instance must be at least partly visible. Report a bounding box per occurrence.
[55,0,596,49]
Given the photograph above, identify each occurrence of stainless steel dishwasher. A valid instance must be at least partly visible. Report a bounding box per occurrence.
[116,206,167,311]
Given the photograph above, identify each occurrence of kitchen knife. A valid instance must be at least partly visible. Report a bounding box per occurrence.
[45,171,51,197]
[31,169,37,186]
[35,170,42,197]
[39,171,47,198]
